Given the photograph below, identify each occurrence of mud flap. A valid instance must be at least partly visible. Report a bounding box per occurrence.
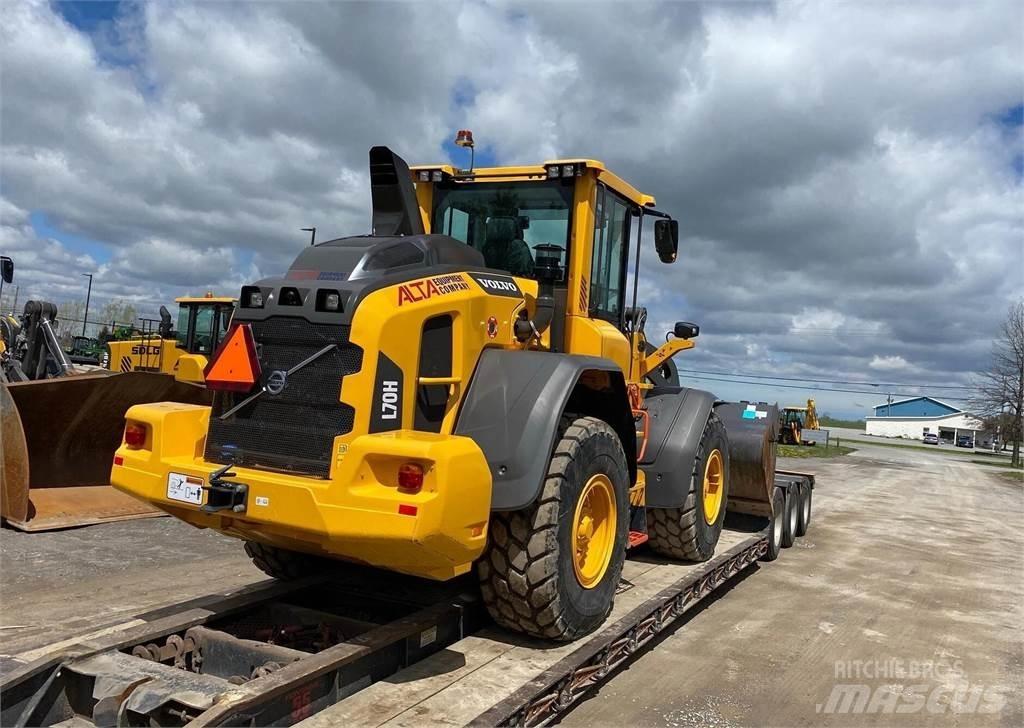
[1,372,211,531]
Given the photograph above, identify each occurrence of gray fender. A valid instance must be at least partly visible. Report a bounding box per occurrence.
[455,349,636,511]
[640,386,718,509]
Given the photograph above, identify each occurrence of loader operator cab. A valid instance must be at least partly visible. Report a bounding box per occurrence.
[412,159,684,377]
[175,296,234,356]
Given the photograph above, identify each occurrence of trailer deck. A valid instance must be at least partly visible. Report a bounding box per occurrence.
[1,476,812,728]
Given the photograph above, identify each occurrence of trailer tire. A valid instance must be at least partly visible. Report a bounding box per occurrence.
[478,416,630,641]
[646,412,730,562]
[244,541,329,580]
[795,485,811,537]
[781,487,798,548]
[762,487,785,561]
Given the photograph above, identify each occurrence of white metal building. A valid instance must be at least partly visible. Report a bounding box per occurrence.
[864,397,984,445]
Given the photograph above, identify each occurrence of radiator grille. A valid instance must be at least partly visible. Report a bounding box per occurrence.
[205,317,362,478]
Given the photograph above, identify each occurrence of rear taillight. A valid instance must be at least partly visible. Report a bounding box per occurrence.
[398,462,424,493]
[124,422,147,449]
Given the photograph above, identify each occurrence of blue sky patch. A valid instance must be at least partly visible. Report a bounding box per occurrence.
[31,212,112,265]
[52,0,121,32]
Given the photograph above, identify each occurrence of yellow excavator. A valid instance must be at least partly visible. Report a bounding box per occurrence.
[103,294,236,382]
[111,143,783,641]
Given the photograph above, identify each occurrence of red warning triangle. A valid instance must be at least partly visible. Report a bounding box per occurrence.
[203,323,262,392]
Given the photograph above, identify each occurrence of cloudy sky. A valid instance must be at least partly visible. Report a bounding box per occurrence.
[1,0,1021,417]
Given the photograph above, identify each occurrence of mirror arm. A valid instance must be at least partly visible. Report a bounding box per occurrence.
[626,210,644,381]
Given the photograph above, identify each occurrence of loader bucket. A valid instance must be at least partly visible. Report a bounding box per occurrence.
[717,401,780,518]
[1,372,211,531]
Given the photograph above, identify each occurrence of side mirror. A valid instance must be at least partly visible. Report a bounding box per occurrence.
[654,220,678,263]
[1,256,12,284]
[673,322,699,339]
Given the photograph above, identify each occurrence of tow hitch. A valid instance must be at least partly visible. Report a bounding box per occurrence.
[202,464,248,514]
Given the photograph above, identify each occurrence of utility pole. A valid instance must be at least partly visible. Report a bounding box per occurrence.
[11,286,18,314]
[887,392,893,417]
[82,273,93,336]
[302,227,317,246]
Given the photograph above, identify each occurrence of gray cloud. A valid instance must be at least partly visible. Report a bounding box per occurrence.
[1,0,1020,416]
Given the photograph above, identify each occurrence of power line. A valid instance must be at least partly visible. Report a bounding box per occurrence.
[677,373,973,403]
[681,368,975,390]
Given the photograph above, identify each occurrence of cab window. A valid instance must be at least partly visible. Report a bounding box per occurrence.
[432,180,573,279]
[590,185,630,324]
[192,306,216,354]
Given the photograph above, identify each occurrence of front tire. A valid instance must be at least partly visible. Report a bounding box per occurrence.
[478,416,630,641]
[647,413,730,562]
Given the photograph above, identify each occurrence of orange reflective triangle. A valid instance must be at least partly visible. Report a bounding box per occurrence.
[203,323,261,392]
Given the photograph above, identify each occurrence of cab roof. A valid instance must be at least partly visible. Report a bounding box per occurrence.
[176,296,236,304]
[409,158,656,208]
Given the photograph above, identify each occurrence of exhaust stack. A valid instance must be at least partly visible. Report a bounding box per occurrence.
[369,146,425,237]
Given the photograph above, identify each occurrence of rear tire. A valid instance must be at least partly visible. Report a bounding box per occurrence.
[478,416,630,641]
[762,487,785,562]
[781,487,798,548]
[244,541,330,580]
[795,485,812,537]
[646,413,730,562]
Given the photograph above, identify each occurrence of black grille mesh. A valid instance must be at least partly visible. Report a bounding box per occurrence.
[205,317,362,478]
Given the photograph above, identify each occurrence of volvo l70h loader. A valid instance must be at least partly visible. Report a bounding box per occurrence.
[111,145,779,640]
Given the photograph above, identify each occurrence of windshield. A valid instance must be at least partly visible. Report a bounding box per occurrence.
[431,180,573,278]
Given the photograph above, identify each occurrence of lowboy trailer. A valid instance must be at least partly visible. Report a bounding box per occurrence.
[0,471,812,728]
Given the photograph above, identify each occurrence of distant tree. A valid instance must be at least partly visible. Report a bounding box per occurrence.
[98,300,138,329]
[971,300,1024,467]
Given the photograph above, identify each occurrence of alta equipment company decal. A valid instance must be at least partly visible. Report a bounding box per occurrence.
[397,274,470,305]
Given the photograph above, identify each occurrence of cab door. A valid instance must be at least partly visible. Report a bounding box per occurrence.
[565,182,633,371]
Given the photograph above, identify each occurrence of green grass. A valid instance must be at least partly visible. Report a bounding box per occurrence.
[993,471,1023,485]
[777,444,856,458]
[837,436,1024,466]
[818,416,865,430]
[971,459,1023,470]
[842,438,984,457]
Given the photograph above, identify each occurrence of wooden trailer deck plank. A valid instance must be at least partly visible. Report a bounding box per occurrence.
[300,529,754,728]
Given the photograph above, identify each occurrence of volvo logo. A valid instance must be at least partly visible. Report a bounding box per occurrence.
[266,370,288,395]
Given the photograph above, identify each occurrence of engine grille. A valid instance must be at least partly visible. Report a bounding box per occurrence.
[205,317,363,479]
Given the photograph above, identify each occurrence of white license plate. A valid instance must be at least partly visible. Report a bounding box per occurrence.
[167,472,204,505]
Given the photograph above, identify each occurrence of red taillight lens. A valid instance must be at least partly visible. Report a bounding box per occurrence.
[124,422,147,449]
[398,463,424,493]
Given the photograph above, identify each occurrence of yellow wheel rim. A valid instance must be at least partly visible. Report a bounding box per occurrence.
[572,473,617,589]
[702,449,724,525]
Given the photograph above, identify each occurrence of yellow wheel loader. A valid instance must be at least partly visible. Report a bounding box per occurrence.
[111,145,779,640]
[102,295,236,383]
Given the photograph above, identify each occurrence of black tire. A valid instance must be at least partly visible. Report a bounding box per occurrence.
[781,487,798,548]
[646,413,730,562]
[244,541,329,580]
[795,484,812,537]
[478,416,630,641]
[762,487,785,562]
